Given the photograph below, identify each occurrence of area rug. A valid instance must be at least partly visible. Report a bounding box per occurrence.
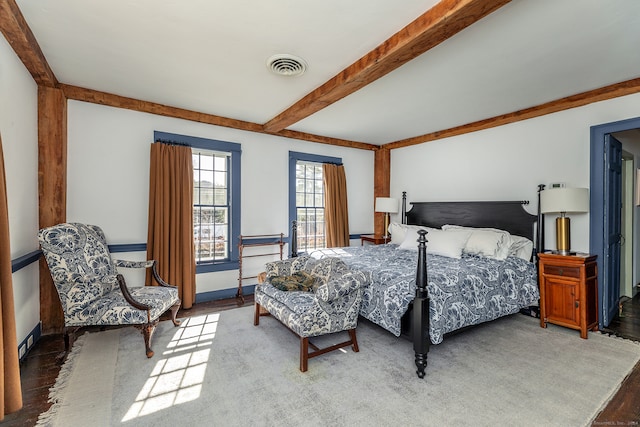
[37,306,640,427]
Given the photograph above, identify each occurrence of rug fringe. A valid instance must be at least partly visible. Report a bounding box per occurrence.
[35,333,89,427]
[597,330,640,345]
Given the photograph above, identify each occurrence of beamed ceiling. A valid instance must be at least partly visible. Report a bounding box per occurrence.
[2,0,640,151]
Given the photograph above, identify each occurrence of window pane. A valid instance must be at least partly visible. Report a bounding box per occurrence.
[200,188,214,205]
[305,165,314,179]
[200,155,214,170]
[214,171,226,188]
[214,188,227,205]
[214,156,226,170]
[200,170,214,187]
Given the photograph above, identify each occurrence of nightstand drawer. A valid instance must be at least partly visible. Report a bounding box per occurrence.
[543,264,580,278]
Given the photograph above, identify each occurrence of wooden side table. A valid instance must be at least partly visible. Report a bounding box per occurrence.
[360,234,388,245]
[538,251,598,339]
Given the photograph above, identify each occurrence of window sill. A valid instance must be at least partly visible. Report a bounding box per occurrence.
[196,260,239,274]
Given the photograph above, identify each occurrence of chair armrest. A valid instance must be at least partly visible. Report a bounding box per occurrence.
[116,274,151,312]
[316,270,368,302]
[113,259,155,269]
[113,259,176,289]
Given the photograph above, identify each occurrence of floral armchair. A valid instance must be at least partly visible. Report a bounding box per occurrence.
[38,223,181,358]
[254,255,368,372]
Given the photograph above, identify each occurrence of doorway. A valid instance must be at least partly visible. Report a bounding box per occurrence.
[620,154,634,300]
[590,117,640,329]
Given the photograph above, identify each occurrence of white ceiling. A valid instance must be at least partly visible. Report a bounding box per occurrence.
[15,0,640,146]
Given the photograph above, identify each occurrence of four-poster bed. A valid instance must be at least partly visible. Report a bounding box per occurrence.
[290,192,541,378]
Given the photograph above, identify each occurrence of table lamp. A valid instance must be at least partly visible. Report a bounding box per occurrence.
[540,187,589,254]
[375,197,398,241]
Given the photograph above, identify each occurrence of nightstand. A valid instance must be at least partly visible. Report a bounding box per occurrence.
[360,234,388,245]
[538,252,598,339]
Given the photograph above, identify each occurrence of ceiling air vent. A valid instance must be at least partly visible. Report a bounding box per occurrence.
[266,54,308,77]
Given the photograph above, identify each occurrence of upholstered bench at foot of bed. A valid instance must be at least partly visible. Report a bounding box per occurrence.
[253,256,367,372]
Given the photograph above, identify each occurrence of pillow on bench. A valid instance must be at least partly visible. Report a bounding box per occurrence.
[269,271,319,292]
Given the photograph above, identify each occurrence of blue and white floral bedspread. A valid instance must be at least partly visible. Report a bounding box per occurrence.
[311,244,539,344]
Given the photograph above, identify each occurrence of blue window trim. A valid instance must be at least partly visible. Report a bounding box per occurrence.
[288,151,342,255]
[155,131,241,272]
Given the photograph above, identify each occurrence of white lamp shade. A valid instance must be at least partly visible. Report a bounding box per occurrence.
[375,197,398,213]
[540,188,589,214]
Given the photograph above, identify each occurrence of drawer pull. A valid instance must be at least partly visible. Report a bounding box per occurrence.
[558,268,564,275]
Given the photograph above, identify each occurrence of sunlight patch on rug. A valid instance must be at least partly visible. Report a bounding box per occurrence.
[121,313,219,422]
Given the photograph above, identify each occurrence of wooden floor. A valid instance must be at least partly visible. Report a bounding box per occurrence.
[3,293,640,425]
[593,292,640,424]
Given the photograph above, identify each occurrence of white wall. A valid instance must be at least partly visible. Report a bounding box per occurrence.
[391,92,640,254]
[0,34,40,344]
[66,101,375,294]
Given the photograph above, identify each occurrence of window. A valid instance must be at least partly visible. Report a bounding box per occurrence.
[296,161,325,252]
[193,150,229,262]
[289,151,342,254]
[155,131,241,273]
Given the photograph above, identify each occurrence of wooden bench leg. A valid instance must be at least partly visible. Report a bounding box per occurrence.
[254,302,261,326]
[349,329,359,352]
[300,337,309,372]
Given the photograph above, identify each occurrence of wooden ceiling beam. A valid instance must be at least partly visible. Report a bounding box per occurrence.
[61,84,378,151]
[384,77,640,150]
[0,0,58,87]
[263,0,512,133]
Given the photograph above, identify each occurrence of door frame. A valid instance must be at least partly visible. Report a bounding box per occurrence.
[590,116,640,328]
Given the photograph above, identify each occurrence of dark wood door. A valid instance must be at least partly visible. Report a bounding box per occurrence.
[603,134,622,327]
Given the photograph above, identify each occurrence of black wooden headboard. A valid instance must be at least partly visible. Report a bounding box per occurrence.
[403,196,537,243]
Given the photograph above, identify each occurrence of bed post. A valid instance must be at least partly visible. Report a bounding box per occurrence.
[402,191,407,224]
[536,184,545,259]
[290,220,298,258]
[413,229,430,379]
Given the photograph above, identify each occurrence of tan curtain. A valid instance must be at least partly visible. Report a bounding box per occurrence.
[323,163,350,247]
[147,143,196,309]
[0,134,22,419]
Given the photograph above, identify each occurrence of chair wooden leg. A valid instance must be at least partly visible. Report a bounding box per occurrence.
[169,301,181,326]
[141,321,158,358]
[349,329,359,352]
[300,337,309,372]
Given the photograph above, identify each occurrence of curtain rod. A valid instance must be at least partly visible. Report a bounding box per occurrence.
[155,139,189,147]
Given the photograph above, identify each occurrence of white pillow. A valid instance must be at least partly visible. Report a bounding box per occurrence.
[399,227,471,259]
[442,225,511,260]
[388,222,406,245]
[509,235,534,261]
[388,223,426,245]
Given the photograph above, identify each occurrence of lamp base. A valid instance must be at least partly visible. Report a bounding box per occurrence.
[556,216,571,254]
[383,213,390,241]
